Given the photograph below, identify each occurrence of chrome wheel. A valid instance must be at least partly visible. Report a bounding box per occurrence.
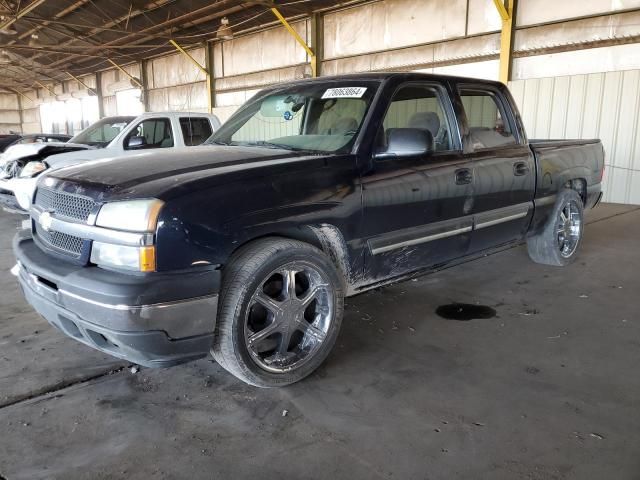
[244,261,334,373]
[557,200,582,258]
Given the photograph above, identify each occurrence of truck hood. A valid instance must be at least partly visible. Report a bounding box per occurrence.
[43,145,326,201]
[0,142,93,167]
[39,146,111,169]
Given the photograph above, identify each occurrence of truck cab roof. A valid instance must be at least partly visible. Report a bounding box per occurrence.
[258,71,507,90]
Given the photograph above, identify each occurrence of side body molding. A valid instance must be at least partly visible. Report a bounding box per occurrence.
[368,202,532,255]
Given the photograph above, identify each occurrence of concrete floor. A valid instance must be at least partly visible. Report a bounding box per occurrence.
[1,204,639,480]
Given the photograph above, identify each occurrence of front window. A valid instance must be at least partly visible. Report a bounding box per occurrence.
[380,84,453,153]
[69,116,136,148]
[209,82,380,153]
[124,118,174,150]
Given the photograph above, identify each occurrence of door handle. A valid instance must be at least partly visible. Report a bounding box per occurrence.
[513,162,530,176]
[455,168,473,185]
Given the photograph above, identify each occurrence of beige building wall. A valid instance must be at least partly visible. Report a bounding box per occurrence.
[0,93,21,134]
[510,70,640,204]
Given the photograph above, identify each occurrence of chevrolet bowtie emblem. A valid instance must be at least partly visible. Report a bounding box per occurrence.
[39,211,53,232]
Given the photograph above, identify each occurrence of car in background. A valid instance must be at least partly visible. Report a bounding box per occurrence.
[0,112,221,212]
[0,134,21,152]
[0,133,72,152]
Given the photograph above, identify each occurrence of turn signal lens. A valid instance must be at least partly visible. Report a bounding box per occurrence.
[139,246,156,272]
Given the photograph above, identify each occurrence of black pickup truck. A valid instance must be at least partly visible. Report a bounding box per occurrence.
[12,73,604,387]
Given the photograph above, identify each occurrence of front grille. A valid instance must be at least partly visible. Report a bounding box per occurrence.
[34,223,83,258]
[32,186,95,261]
[34,187,96,222]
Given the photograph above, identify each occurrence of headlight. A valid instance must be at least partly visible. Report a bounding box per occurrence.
[91,242,156,272]
[19,161,47,178]
[90,242,156,272]
[92,199,163,272]
[96,199,164,232]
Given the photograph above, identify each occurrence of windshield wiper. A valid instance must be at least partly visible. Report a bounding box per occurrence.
[209,140,313,153]
[251,141,317,153]
[253,140,296,150]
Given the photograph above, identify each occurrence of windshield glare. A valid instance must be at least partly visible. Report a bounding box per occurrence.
[210,82,379,153]
[70,116,135,148]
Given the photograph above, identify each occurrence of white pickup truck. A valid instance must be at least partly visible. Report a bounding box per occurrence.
[0,111,221,212]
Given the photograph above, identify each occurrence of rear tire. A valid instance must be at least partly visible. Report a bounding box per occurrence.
[527,189,584,266]
[212,238,344,387]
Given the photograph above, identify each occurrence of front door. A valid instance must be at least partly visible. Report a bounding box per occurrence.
[361,82,474,282]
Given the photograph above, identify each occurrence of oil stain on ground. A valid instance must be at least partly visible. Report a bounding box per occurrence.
[436,303,497,321]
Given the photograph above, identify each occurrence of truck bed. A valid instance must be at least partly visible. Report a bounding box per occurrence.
[529,138,604,199]
[527,138,604,235]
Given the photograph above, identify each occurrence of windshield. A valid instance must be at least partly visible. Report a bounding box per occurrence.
[209,81,380,154]
[69,116,136,148]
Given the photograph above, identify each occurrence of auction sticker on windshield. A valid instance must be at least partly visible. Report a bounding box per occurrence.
[321,87,367,99]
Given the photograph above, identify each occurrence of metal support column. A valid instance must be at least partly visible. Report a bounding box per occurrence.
[310,13,323,77]
[15,91,24,134]
[140,60,151,112]
[493,0,517,84]
[204,42,215,113]
[96,71,105,118]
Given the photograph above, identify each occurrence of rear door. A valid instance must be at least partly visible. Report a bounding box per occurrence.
[455,83,535,253]
[361,81,474,281]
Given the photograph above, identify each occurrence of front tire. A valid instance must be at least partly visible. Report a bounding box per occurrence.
[527,189,584,266]
[212,238,344,387]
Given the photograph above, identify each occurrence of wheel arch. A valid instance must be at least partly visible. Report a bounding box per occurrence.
[564,178,587,205]
[526,187,584,267]
[224,224,354,292]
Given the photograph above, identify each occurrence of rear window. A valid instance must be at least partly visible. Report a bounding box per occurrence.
[180,117,213,146]
[459,88,516,149]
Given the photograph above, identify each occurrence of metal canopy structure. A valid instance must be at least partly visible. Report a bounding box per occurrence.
[0,0,343,91]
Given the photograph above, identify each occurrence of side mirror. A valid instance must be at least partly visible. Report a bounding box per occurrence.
[374,128,434,160]
[126,136,147,149]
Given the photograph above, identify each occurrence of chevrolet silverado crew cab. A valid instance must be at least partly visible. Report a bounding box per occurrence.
[12,73,604,387]
[0,112,220,212]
